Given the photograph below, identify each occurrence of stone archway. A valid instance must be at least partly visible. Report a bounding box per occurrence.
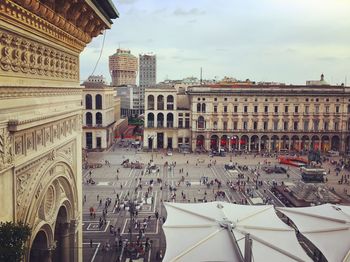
[281,135,289,150]
[240,135,249,151]
[53,206,70,262]
[210,135,219,150]
[321,135,330,152]
[331,135,340,151]
[30,229,51,262]
[220,135,228,151]
[250,135,259,151]
[196,135,205,150]
[23,159,78,262]
[301,135,310,151]
[271,135,279,151]
[346,136,350,153]
[260,135,269,151]
[311,135,320,151]
[291,135,299,151]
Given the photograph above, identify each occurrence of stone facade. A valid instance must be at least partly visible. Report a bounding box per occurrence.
[144,84,350,154]
[82,79,116,150]
[0,1,118,261]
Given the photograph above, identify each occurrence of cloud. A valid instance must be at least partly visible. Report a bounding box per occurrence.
[187,19,197,24]
[173,8,205,16]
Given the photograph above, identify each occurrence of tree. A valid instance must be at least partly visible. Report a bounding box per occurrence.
[0,221,31,262]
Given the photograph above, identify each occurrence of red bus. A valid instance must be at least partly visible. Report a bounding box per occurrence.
[278,156,307,167]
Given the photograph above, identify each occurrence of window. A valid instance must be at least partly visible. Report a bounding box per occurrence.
[284,106,288,113]
[283,121,288,131]
[274,106,278,113]
[243,121,248,130]
[224,106,227,113]
[294,106,298,113]
[86,112,92,125]
[315,105,319,114]
[197,103,201,112]
[185,118,190,128]
[273,121,278,130]
[253,121,258,130]
[244,106,248,113]
[324,122,328,131]
[348,104,350,113]
[198,116,205,129]
[305,106,309,114]
[202,103,206,113]
[214,106,218,113]
[197,98,200,101]
[178,118,183,128]
[334,122,339,131]
[313,120,319,131]
[294,121,298,131]
[184,137,190,144]
[214,98,217,101]
[96,112,102,125]
[263,121,268,130]
[303,120,309,131]
[185,113,190,117]
[178,137,183,144]
[336,105,340,113]
[223,121,227,130]
[85,94,92,109]
[179,113,183,117]
[264,106,268,113]
[254,106,258,113]
[234,106,238,113]
[233,121,238,130]
[224,98,228,101]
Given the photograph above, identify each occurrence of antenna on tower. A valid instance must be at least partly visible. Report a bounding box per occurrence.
[200,67,203,85]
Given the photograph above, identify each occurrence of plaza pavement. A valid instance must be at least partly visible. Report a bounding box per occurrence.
[82,144,350,262]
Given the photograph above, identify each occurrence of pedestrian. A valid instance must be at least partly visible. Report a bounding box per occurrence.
[90,239,93,248]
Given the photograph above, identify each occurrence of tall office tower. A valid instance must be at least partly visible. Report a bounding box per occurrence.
[139,53,157,114]
[109,49,138,86]
[139,53,157,88]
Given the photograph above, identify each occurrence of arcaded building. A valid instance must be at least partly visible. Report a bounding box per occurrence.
[144,79,350,154]
[0,1,118,261]
[82,76,116,150]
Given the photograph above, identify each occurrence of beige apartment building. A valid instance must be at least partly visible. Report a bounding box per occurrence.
[144,81,350,154]
[109,49,138,86]
[0,1,118,261]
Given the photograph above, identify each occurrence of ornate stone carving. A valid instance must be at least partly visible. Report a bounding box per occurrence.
[0,29,79,81]
[48,149,56,161]
[0,125,14,169]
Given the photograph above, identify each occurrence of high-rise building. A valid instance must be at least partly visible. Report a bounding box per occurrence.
[139,53,157,114]
[109,49,138,86]
[139,53,157,88]
[0,0,118,261]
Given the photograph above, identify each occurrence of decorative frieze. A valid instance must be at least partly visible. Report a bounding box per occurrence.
[0,29,79,81]
[0,124,14,170]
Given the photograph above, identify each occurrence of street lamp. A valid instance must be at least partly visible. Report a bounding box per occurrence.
[148,134,155,162]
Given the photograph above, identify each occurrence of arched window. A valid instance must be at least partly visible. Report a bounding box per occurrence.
[157,95,164,110]
[147,113,154,127]
[96,112,102,125]
[148,95,155,110]
[85,94,92,109]
[167,113,174,128]
[198,116,205,129]
[202,103,206,113]
[96,94,102,109]
[167,95,174,110]
[86,112,92,125]
[197,103,201,112]
[157,113,164,127]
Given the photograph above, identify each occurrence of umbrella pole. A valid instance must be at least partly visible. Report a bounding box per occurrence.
[244,234,252,262]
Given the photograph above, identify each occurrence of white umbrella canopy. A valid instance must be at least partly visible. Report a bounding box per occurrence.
[163,202,311,262]
[277,204,350,262]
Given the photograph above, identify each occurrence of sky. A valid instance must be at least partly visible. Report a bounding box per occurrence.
[80,0,350,85]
